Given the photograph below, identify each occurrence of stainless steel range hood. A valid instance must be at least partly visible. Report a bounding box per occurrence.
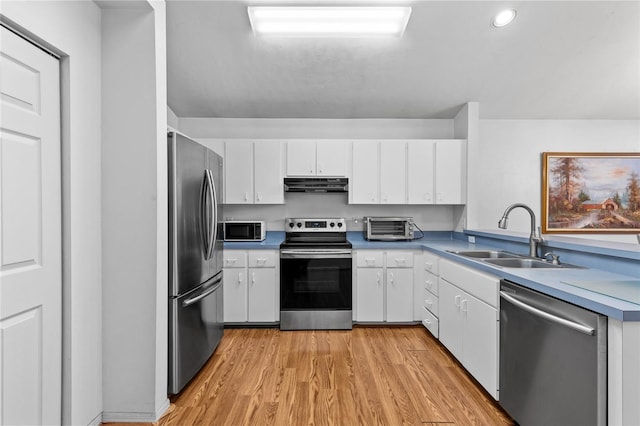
[284,177,348,193]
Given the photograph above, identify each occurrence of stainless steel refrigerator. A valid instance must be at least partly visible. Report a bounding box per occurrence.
[168,131,224,395]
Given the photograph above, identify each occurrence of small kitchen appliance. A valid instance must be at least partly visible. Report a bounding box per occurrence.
[364,216,415,241]
[279,218,352,330]
[223,220,266,242]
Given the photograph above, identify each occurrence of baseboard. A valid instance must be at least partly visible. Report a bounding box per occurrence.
[87,412,102,426]
[101,398,170,423]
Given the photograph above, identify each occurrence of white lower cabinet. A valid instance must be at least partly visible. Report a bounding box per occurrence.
[355,250,415,323]
[438,258,499,399]
[355,267,384,321]
[223,250,278,323]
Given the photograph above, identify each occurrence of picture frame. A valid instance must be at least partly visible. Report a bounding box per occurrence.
[542,152,640,233]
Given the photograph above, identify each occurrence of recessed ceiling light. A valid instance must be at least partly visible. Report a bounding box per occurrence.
[492,9,517,28]
[247,6,412,37]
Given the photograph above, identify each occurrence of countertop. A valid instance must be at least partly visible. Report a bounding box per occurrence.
[225,231,640,321]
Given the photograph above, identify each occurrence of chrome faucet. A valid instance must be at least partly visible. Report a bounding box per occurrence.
[498,203,543,258]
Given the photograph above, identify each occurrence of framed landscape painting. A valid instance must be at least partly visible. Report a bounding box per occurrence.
[542,152,640,233]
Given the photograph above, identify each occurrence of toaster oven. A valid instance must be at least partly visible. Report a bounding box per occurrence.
[364,217,415,241]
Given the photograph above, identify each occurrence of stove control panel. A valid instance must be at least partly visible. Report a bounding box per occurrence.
[285,218,346,233]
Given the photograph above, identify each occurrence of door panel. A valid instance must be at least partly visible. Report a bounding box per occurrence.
[170,133,207,295]
[0,27,61,424]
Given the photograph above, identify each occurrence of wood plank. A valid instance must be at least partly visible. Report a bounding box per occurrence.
[103,326,513,426]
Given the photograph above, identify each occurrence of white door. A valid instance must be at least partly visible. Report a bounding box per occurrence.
[407,141,435,204]
[224,141,253,204]
[435,140,466,204]
[0,27,62,425]
[379,142,406,204]
[247,268,276,322]
[385,268,413,322]
[286,141,316,176]
[351,141,378,204]
[355,268,384,321]
[223,268,247,323]
[316,140,346,176]
[254,141,283,204]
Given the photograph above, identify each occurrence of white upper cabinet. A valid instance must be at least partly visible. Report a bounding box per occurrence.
[224,140,283,204]
[286,141,316,175]
[254,141,284,204]
[351,141,406,204]
[379,142,406,204]
[352,141,379,203]
[435,140,466,204]
[224,141,253,204]
[406,139,467,205]
[407,141,435,204]
[286,140,347,177]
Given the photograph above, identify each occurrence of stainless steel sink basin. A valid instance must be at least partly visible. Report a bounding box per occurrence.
[447,250,522,259]
[483,258,584,269]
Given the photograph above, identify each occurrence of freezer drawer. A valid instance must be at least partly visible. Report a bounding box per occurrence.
[168,273,223,394]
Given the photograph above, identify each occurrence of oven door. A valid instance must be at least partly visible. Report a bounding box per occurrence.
[280,250,352,311]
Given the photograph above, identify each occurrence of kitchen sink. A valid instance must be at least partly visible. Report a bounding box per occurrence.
[447,250,523,259]
[483,258,584,269]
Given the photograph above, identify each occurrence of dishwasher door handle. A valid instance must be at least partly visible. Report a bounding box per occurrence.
[500,291,595,336]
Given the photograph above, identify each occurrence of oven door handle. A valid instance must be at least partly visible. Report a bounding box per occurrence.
[280,250,352,259]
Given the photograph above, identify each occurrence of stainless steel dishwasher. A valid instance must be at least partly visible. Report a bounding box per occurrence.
[499,280,607,426]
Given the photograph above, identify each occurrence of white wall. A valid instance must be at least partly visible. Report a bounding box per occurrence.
[167,105,179,130]
[179,117,454,139]
[101,1,168,422]
[0,1,103,424]
[469,119,640,244]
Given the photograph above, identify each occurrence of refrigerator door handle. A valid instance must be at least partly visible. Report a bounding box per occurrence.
[206,169,218,260]
[200,170,211,257]
[500,291,595,335]
[183,278,222,308]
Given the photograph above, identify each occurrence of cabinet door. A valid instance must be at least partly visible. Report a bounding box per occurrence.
[385,268,413,322]
[223,269,247,322]
[355,268,384,321]
[224,141,253,204]
[462,292,498,398]
[435,140,466,204]
[316,141,347,176]
[407,141,435,204]
[438,279,463,359]
[248,268,277,322]
[254,141,283,204]
[287,141,316,176]
[379,142,406,204]
[351,141,379,204]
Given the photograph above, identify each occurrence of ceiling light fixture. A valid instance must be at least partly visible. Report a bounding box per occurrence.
[247,6,412,37]
[492,9,517,28]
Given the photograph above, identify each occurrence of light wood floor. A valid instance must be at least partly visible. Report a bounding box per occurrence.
[107,326,513,426]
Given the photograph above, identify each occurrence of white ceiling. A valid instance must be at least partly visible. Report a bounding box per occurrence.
[166,1,640,120]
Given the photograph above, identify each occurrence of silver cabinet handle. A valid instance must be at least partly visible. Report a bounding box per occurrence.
[183,280,222,307]
[500,291,595,335]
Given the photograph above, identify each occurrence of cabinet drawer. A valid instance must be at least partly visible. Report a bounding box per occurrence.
[248,251,276,268]
[223,251,247,268]
[356,251,384,267]
[422,308,439,339]
[387,251,414,268]
[423,290,439,317]
[423,251,439,274]
[424,270,438,296]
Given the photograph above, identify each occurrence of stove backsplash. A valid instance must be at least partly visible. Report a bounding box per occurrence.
[223,193,460,232]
